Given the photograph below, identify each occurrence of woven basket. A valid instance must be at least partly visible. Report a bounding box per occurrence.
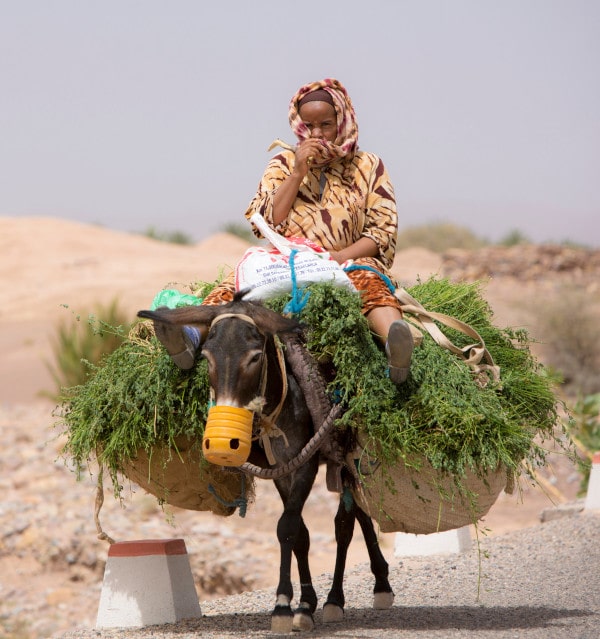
[346,436,509,534]
[120,435,254,517]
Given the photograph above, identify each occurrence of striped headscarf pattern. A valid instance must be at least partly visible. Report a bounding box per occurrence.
[288,78,359,161]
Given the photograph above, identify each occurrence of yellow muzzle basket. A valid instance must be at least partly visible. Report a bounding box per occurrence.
[202,405,253,466]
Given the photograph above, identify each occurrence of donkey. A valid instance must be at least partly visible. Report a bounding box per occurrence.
[138,295,393,632]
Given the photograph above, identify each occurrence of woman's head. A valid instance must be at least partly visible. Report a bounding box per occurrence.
[289,78,358,161]
[298,99,337,144]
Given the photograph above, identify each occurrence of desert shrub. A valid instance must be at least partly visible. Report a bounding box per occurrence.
[396,222,488,253]
[45,298,132,400]
[222,222,258,244]
[142,226,194,245]
[531,286,600,396]
[568,393,600,493]
[499,229,531,246]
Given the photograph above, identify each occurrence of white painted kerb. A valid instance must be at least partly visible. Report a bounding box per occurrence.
[96,539,201,629]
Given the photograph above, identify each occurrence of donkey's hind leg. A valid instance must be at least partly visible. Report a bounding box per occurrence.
[355,505,394,609]
[323,488,394,623]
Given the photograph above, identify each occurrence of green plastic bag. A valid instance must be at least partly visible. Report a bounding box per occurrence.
[150,288,203,310]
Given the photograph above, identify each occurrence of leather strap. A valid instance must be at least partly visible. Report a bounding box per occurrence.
[394,288,501,386]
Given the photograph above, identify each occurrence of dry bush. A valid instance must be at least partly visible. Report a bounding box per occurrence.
[45,298,132,400]
[397,222,488,253]
[142,226,194,245]
[531,286,600,396]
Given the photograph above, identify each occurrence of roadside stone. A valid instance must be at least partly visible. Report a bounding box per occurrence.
[539,499,585,523]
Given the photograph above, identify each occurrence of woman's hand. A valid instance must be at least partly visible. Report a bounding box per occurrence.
[293,140,328,177]
[328,250,345,265]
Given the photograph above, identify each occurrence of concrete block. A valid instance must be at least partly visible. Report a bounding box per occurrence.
[584,452,600,511]
[540,499,584,522]
[96,538,202,629]
[394,525,472,557]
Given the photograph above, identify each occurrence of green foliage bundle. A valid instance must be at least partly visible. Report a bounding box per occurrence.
[269,279,561,481]
[58,278,565,499]
[60,323,211,493]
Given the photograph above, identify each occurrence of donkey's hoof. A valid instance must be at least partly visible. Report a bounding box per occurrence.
[373,590,395,609]
[322,603,344,623]
[271,606,293,633]
[292,607,315,631]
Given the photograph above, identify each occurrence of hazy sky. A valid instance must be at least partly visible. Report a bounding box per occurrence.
[2,1,599,246]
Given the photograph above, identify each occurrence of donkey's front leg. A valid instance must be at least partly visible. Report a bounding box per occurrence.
[271,509,301,633]
[356,505,394,609]
[271,463,318,633]
[323,489,356,623]
[291,517,318,631]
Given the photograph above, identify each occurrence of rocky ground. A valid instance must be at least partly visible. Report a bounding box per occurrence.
[0,400,594,639]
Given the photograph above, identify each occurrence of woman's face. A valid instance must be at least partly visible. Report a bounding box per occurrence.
[298,101,338,143]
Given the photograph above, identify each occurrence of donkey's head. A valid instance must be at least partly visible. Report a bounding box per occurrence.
[138,296,302,465]
[139,296,300,406]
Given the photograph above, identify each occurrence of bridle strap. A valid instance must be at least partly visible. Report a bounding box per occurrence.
[255,335,289,465]
[209,312,256,328]
[208,311,289,465]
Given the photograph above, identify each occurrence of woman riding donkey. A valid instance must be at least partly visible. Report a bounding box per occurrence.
[154,77,413,384]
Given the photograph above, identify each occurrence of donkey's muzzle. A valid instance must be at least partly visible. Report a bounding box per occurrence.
[202,405,253,466]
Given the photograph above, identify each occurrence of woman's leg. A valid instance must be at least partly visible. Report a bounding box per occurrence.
[346,264,414,384]
[366,306,413,384]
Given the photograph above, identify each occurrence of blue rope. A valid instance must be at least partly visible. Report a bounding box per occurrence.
[343,264,396,294]
[331,388,343,404]
[208,474,248,518]
[283,249,311,315]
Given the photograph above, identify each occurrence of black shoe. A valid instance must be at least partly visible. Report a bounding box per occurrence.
[385,320,414,384]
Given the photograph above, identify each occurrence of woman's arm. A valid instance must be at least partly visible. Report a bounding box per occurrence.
[329,237,379,264]
[328,155,397,265]
[358,155,398,269]
[271,139,328,225]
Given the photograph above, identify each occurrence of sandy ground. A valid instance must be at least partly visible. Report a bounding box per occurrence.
[0,216,587,638]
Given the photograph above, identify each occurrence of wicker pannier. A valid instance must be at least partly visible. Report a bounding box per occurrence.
[346,434,510,534]
[120,435,254,517]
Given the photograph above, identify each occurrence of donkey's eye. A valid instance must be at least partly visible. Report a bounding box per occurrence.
[248,352,262,366]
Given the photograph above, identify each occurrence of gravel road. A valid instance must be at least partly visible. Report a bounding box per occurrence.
[58,512,600,639]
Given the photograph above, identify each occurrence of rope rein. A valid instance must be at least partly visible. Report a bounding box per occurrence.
[207,473,248,518]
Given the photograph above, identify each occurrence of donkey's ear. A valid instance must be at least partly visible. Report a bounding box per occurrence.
[247,304,302,336]
[137,305,220,329]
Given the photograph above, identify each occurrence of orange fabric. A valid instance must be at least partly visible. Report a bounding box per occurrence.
[202,272,235,306]
[346,261,402,315]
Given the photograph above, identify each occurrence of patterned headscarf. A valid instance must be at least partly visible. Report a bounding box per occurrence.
[288,78,359,161]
